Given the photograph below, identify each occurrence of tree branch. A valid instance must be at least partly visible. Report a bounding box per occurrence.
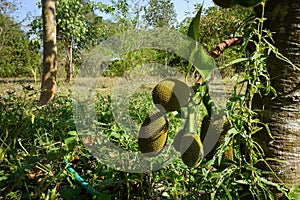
[210,37,244,59]
[196,37,244,84]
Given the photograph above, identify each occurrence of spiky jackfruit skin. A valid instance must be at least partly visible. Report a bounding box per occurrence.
[203,116,234,164]
[152,79,190,112]
[218,117,234,162]
[138,110,168,157]
[180,132,204,168]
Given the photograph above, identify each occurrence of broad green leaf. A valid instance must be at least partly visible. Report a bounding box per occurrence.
[187,4,203,41]
[193,46,216,79]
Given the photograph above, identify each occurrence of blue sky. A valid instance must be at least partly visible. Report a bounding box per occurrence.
[13,0,214,30]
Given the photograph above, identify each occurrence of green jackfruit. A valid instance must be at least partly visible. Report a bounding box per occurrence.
[138,110,168,157]
[180,132,204,168]
[152,79,190,112]
[203,116,234,164]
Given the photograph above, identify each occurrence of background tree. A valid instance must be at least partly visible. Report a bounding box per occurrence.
[143,0,177,28]
[30,0,113,83]
[0,1,40,78]
[39,0,57,105]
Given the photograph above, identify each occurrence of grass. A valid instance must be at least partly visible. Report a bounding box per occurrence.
[0,78,196,199]
[0,76,231,199]
[0,75,288,200]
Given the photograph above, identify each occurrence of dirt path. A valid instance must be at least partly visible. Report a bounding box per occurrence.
[0,76,245,99]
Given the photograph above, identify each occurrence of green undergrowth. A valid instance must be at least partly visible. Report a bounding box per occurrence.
[0,87,295,200]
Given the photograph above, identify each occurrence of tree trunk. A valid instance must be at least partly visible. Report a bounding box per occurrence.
[39,0,57,105]
[65,41,73,83]
[257,0,300,189]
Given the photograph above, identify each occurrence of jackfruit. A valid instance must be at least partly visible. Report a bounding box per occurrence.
[180,132,204,168]
[203,116,234,164]
[217,117,234,162]
[152,79,190,112]
[138,110,168,157]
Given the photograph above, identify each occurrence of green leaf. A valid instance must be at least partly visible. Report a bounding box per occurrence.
[228,127,238,135]
[187,4,203,41]
[193,46,216,79]
[67,131,77,136]
[31,114,35,124]
[224,58,250,67]
[289,186,300,199]
[64,137,75,145]
[162,192,170,198]
[235,179,248,185]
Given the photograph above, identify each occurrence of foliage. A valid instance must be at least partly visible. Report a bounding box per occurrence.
[179,5,253,76]
[109,0,146,31]
[0,4,41,78]
[30,0,113,49]
[143,0,177,28]
[103,48,179,77]
[29,0,114,81]
[1,0,299,199]
[0,88,189,199]
[55,0,113,48]
[179,2,292,199]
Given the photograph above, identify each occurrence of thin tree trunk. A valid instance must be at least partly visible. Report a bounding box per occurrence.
[256,0,300,190]
[39,0,57,105]
[65,41,73,83]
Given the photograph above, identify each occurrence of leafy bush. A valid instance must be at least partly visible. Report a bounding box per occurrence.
[0,12,41,78]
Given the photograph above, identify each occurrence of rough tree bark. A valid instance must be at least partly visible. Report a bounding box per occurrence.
[39,0,57,105]
[255,0,300,189]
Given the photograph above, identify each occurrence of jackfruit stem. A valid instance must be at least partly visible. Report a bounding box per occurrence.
[187,101,196,133]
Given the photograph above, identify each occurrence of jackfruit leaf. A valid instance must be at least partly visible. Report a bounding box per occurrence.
[187,4,203,41]
[194,46,216,80]
[67,131,77,136]
[227,127,238,135]
[64,137,76,145]
[232,0,263,7]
